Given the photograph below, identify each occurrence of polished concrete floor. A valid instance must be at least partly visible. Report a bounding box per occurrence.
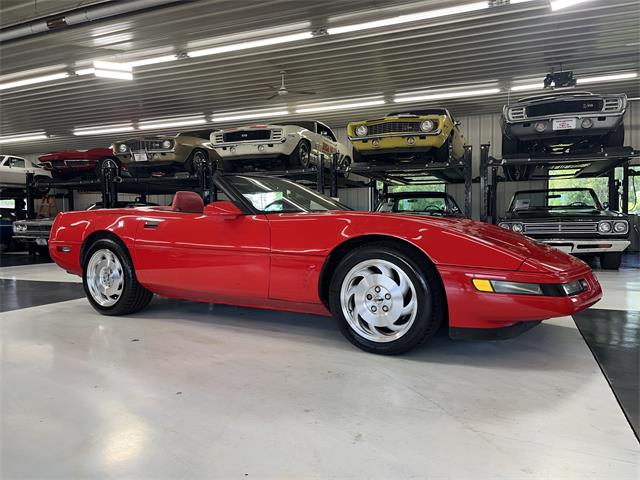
[1,255,639,479]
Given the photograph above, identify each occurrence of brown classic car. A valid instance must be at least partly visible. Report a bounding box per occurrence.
[112,130,219,175]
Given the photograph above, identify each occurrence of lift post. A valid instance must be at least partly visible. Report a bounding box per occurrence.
[479,144,490,222]
[463,145,473,219]
[25,172,35,219]
[330,153,339,198]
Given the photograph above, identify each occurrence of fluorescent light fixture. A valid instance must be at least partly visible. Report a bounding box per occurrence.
[510,82,543,92]
[327,2,489,35]
[93,61,132,72]
[75,68,95,76]
[0,72,69,91]
[139,115,207,130]
[578,72,638,84]
[94,69,133,80]
[394,87,501,103]
[128,55,179,67]
[73,123,134,136]
[211,109,289,123]
[188,32,313,58]
[0,132,48,143]
[296,99,385,113]
[550,0,592,11]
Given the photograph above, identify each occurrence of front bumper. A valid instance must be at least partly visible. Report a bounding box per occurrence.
[42,160,96,172]
[504,114,623,142]
[440,264,602,337]
[351,133,446,153]
[118,152,180,165]
[213,141,293,160]
[540,238,630,254]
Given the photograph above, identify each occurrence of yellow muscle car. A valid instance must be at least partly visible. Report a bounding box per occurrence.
[347,109,465,163]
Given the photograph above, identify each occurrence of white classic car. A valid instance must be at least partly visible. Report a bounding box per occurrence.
[0,155,51,187]
[211,121,351,171]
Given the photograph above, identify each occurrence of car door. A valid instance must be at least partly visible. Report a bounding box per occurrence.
[133,208,271,302]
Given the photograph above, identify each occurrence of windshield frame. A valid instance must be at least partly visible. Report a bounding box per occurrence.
[376,192,460,214]
[215,173,352,214]
[509,188,602,212]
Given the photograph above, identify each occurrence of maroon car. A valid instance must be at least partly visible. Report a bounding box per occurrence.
[39,148,125,180]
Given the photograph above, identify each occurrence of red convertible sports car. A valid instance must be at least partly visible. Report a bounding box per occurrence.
[49,175,602,354]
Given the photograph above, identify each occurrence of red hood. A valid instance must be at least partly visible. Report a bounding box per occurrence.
[342,212,589,273]
[39,148,113,162]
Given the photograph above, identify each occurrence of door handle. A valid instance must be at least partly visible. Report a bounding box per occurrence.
[144,221,159,229]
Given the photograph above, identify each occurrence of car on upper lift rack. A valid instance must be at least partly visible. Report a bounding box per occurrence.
[347,109,466,164]
[211,121,351,172]
[0,155,51,187]
[498,188,630,270]
[38,148,125,180]
[112,131,218,176]
[376,191,463,217]
[500,91,627,180]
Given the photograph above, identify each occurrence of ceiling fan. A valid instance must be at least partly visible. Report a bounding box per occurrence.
[265,70,316,100]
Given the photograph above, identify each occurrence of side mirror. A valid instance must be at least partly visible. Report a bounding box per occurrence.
[204,201,243,219]
[602,202,609,210]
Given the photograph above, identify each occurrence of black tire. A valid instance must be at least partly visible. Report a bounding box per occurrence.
[504,164,535,182]
[600,252,622,270]
[435,137,451,162]
[82,238,153,315]
[352,149,363,163]
[501,134,520,157]
[288,140,312,168]
[339,156,352,170]
[329,242,444,355]
[606,124,625,148]
[185,149,208,175]
[33,175,51,194]
[95,157,121,179]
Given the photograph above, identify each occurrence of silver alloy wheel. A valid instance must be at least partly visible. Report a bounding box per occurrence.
[299,142,311,167]
[192,151,206,171]
[340,259,419,343]
[86,249,124,307]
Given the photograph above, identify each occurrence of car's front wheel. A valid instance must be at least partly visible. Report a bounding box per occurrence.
[288,140,312,168]
[600,252,622,270]
[83,238,153,315]
[329,243,444,354]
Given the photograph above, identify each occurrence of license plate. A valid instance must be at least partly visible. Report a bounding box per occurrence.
[552,118,576,130]
[35,238,48,246]
[134,153,148,162]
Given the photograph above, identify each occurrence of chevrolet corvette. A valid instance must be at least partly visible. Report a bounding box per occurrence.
[49,174,602,354]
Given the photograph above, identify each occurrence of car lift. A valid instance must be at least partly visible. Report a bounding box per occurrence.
[23,146,474,219]
[479,145,640,224]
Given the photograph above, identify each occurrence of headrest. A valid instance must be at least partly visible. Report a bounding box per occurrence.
[171,191,204,214]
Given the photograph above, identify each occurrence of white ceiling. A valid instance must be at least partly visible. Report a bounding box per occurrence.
[0,0,638,154]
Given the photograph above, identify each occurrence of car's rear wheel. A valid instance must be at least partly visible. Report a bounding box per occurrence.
[329,243,444,354]
[83,238,153,315]
[600,252,622,270]
[288,140,311,168]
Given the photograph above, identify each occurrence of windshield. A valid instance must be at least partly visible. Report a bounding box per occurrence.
[510,189,601,211]
[377,194,459,214]
[227,176,350,213]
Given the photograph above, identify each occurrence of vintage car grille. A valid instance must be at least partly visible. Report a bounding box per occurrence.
[602,97,623,112]
[124,139,172,151]
[219,129,283,143]
[526,99,604,117]
[508,107,526,121]
[523,222,598,234]
[367,122,424,135]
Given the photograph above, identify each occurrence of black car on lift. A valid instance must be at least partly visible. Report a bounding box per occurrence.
[376,191,463,217]
[498,188,630,269]
[500,91,627,181]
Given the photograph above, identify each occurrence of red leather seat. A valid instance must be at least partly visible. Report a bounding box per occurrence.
[171,191,204,214]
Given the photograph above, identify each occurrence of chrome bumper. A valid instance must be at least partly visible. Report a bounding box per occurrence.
[542,239,630,254]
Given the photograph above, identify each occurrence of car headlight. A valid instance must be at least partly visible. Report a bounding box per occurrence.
[355,125,368,137]
[613,221,628,233]
[420,120,435,132]
[162,140,172,149]
[511,223,524,233]
[118,144,127,153]
[598,221,612,233]
[498,222,510,229]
